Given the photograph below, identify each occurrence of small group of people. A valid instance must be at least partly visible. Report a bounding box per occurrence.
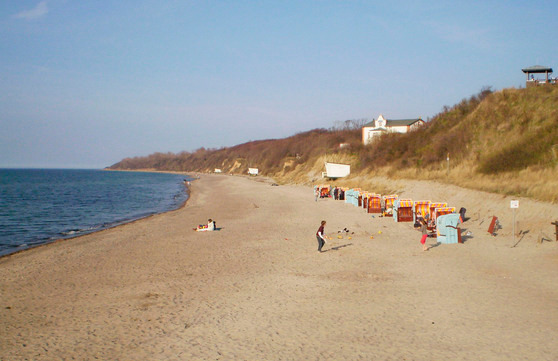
[331,187,345,201]
[315,186,347,201]
[194,218,216,232]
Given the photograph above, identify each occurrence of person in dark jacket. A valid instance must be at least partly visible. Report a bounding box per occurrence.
[316,220,327,252]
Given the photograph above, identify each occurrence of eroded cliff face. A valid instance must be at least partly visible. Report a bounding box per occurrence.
[108,86,558,203]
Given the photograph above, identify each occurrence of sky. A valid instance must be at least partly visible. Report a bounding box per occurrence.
[1,0,557,168]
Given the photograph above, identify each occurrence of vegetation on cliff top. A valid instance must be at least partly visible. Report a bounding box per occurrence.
[109,86,558,203]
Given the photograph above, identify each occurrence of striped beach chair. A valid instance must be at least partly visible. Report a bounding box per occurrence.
[367,194,382,214]
[414,201,431,221]
[395,199,414,222]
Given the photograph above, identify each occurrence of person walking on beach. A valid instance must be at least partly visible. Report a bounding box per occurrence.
[316,220,327,252]
[419,217,428,251]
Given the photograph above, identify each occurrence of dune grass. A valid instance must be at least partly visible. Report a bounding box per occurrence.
[109,86,558,203]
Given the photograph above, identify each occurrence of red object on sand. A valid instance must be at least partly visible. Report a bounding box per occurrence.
[488,216,498,235]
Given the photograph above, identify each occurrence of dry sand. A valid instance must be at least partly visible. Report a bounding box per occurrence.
[1,174,558,360]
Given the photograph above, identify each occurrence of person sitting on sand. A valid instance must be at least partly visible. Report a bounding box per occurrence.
[194,219,215,232]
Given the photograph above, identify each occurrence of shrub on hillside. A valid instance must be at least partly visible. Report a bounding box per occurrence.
[478,123,557,174]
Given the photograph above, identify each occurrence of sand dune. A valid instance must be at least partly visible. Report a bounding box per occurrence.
[1,174,558,360]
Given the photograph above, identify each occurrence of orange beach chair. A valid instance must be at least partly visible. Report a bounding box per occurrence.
[414,201,431,220]
[368,194,382,214]
[383,195,398,216]
[396,199,414,222]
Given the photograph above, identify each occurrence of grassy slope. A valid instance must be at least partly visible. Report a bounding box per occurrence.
[109,86,558,203]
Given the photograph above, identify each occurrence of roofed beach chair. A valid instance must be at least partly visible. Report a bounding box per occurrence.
[383,195,398,216]
[436,213,462,244]
[414,201,431,221]
[367,194,382,214]
[394,199,414,222]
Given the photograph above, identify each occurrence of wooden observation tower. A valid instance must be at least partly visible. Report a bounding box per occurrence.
[522,65,555,87]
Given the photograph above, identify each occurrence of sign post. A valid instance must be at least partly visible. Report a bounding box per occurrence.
[510,200,519,245]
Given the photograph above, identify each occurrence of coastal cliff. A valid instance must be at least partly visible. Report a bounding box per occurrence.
[109,86,558,203]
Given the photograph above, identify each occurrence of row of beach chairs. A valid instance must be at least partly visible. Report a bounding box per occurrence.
[314,185,464,244]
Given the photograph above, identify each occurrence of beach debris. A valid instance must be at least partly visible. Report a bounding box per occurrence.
[539,231,553,244]
[337,228,351,235]
[378,230,382,234]
[488,216,499,236]
[511,230,529,248]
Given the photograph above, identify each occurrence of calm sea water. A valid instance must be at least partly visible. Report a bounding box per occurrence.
[0,169,191,256]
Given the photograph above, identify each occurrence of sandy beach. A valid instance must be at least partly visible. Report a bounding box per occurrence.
[1,174,558,360]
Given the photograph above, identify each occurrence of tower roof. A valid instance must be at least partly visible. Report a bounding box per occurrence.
[522,65,553,74]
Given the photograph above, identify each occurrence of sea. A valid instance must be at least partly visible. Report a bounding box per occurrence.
[0,169,191,257]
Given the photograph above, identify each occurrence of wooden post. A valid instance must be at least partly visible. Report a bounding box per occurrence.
[552,221,558,241]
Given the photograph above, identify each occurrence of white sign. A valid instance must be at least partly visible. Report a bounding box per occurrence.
[510,200,519,209]
[324,162,350,178]
[248,168,259,176]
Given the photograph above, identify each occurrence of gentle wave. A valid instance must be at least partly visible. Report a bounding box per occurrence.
[0,169,191,256]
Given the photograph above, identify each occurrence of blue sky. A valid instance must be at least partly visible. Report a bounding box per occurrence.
[1,0,556,168]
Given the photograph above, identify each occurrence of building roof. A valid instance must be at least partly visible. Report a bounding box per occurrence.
[521,65,553,74]
[363,118,423,128]
[388,118,423,126]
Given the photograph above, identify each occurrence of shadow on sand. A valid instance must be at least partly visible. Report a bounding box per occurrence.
[426,242,442,250]
[322,243,353,252]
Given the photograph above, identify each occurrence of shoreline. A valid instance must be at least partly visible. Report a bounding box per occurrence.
[2,174,558,359]
[0,170,194,260]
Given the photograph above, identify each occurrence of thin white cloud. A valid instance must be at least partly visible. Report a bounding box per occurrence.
[13,1,49,20]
